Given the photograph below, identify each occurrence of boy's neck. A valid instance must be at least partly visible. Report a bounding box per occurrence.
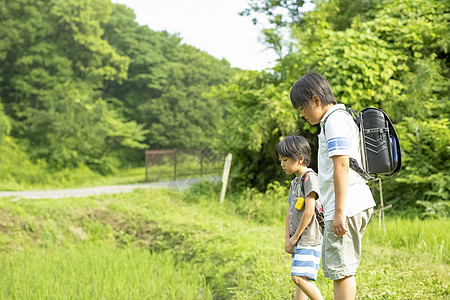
[295,165,309,177]
[319,103,335,121]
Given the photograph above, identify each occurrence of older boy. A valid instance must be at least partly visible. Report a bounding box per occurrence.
[290,72,375,300]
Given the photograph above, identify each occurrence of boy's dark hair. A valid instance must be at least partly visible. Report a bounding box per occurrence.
[276,135,311,166]
[290,72,337,110]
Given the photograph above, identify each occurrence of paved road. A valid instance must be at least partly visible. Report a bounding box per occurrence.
[0,177,218,199]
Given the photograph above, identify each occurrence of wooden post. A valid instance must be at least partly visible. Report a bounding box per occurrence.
[173,151,177,180]
[374,204,392,235]
[200,151,204,177]
[220,153,232,204]
[145,150,149,182]
[378,178,386,235]
[370,181,375,232]
[370,179,392,235]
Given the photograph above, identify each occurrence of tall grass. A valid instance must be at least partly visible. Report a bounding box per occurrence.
[0,245,212,299]
[365,216,449,263]
[0,189,296,299]
[0,184,448,299]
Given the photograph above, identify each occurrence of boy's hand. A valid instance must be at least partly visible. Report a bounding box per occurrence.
[285,239,295,254]
[331,155,349,237]
[333,211,348,236]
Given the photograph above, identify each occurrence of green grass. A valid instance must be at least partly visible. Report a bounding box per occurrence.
[0,165,147,191]
[0,159,221,191]
[0,184,448,299]
[1,245,212,299]
[365,216,449,263]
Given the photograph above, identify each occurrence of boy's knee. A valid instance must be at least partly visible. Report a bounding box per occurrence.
[334,275,354,283]
[292,275,307,286]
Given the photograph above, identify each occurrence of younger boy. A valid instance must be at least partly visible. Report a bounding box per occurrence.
[276,135,324,300]
[290,72,375,300]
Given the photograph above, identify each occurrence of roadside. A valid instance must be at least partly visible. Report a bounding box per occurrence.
[0,176,218,199]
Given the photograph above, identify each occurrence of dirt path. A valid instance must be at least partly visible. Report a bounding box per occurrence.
[0,177,217,199]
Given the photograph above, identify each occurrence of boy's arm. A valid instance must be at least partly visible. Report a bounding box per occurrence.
[332,155,349,236]
[288,192,316,246]
[285,207,294,254]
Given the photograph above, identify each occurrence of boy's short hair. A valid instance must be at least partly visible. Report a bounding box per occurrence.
[276,135,311,166]
[290,72,337,110]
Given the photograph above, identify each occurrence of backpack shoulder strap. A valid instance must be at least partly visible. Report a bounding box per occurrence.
[321,108,350,139]
[322,107,372,180]
[348,107,360,127]
[300,170,315,196]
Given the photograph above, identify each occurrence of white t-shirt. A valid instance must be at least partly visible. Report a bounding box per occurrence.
[318,104,375,221]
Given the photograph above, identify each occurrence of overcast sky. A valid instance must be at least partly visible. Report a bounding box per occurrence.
[110,0,281,70]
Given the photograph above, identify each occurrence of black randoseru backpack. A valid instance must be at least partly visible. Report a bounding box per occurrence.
[323,107,402,181]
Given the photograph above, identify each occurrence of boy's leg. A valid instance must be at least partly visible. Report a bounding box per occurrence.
[291,244,323,300]
[292,276,324,300]
[295,286,307,300]
[333,275,356,300]
[322,208,373,298]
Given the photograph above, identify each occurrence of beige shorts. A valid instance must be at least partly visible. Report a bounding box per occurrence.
[321,208,373,281]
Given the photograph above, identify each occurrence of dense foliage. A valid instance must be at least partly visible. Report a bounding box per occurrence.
[0,0,235,176]
[215,0,449,214]
[102,5,235,152]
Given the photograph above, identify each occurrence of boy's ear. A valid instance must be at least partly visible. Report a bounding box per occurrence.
[312,95,321,106]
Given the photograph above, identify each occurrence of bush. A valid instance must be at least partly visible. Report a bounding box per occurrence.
[184,180,288,225]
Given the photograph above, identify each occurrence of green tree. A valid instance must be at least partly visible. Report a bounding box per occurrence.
[0,0,147,171]
[0,101,10,146]
[103,4,236,152]
[219,0,449,214]
[209,71,316,190]
[240,0,307,27]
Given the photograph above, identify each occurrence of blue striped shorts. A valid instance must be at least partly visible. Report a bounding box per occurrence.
[291,244,322,281]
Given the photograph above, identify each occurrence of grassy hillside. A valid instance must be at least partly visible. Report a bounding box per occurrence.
[0,184,448,299]
[0,165,148,191]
